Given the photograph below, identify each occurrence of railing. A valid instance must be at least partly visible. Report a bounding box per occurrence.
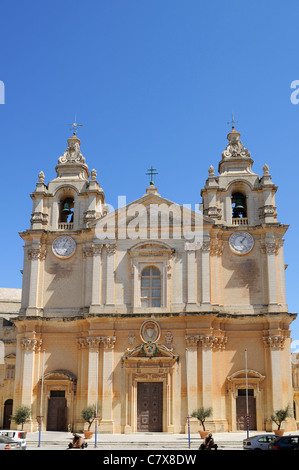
[58,223,74,230]
[232,218,248,225]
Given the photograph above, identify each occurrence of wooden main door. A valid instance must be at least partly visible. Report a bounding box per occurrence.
[137,382,163,432]
[47,393,67,431]
[236,391,257,430]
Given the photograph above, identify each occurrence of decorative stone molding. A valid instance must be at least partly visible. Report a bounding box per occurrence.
[185,335,201,347]
[83,244,103,257]
[260,241,281,255]
[106,244,117,255]
[206,206,222,219]
[210,239,224,256]
[30,212,48,226]
[140,320,161,343]
[201,335,216,349]
[58,135,85,164]
[185,333,227,350]
[263,334,286,350]
[201,241,211,253]
[164,331,173,345]
[38,171,45,183]
[27,247,47,260]
[77,336,116,350]
[90,169,97,181]
[222,129,251,160]
[102,336,116,349]
[128,333,135,345]
[21,337,42,352]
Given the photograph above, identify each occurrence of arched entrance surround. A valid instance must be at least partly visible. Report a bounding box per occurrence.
[226,369,265,431]
[122,339,179,433]
[38,369,77,431]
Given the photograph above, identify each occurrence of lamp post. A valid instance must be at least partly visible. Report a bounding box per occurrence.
[38,349,45,447]
[245,349,249,439]
[185,348,191,449]
[94,349,98,448]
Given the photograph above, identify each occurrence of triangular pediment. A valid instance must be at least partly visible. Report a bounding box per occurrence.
[94,188,214,242]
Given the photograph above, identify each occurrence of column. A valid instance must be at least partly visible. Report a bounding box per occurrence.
[201,241,211,305]
[86,337,100,407]
[100,336,116,433]
[83,247,93,307]
[172,252,183,306]
[131,260,139,308]
[201,336,214,410]
[106,244,116,306]
[185,336,200,418]
[19,335,42,430]
[185,243,196,304]
[91,245,102,305]
[27,244,46,315]
[263,334,284,412]
[264,240,279,311]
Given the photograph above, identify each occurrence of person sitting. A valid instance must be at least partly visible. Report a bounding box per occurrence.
[199,432,218,450]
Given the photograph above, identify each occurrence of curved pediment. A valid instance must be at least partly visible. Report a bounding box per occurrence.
[227,369,265,381]
[123,342,179,362]
[128,241,174,255]
[43,369,77,382]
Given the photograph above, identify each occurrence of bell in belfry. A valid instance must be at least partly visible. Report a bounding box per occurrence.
[232,193,246,218]
[62,199,72,215]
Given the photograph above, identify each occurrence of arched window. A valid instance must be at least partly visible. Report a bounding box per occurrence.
[231,192,247,219]
[141,266,161,307]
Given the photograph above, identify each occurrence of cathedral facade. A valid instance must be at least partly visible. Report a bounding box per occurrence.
[0,126,297,433]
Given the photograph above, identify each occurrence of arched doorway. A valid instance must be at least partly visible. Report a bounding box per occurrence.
[39,370,77,432]
[3,399,13,429]
[227,369,265,431]
[122,338,179,433]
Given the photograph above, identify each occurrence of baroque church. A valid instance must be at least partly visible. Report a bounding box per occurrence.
[0,124,298,434]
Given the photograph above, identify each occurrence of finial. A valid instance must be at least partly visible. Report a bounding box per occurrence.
[263,163,270,176]
[227,110,238,129]
[38,171,45,183]
[68,114,83,135]
[146,166,158,186]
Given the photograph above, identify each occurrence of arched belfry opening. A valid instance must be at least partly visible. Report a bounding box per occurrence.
[59,197,74,224]
[231,192,247,219]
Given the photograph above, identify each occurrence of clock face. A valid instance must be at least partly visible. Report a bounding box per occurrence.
[52,236,76,259]
[229,231,254,255]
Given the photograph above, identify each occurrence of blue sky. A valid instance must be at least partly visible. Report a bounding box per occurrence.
[0,0,299,341]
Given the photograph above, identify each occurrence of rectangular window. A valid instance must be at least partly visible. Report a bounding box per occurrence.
[141,266,161,307]
[6,365,15,379]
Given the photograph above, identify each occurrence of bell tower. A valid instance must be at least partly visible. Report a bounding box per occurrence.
[19,131,106,316]
[201,124,287,315]
[201,125,278,226]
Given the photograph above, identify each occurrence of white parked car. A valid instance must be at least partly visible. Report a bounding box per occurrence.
[0,436,20,450]
[0,430,26,450]
[243,434,276,450]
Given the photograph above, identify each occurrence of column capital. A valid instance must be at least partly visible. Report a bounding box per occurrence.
[21,337,43,352]
[185,335,201,347]
[83,243,104,257]
[263,334,286,350]
[106,244,117,255]
[27,246,46,260]
[186,334,227,350]
[77,335,116,349]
